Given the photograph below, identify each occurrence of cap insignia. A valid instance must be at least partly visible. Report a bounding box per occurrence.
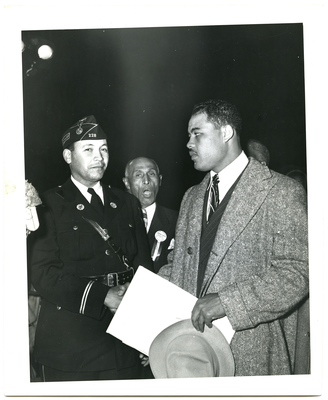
[76,117,87,135]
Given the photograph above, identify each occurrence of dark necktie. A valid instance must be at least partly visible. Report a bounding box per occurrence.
[207,173,219,222]
[87,188,104,216]
[142,208,148,229]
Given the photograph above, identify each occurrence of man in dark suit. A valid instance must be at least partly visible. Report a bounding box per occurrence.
[122,157,178,273]
[30,116,153,382]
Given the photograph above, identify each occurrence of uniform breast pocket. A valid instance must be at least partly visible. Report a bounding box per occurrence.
[113,219,137,257]
[57,223,94,261]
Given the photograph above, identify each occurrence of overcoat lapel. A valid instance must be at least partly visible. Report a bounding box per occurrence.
[200,160,278,295]
[188,175,209,236]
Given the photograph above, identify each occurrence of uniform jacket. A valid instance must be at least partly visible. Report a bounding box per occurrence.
[159,158,309,376]
[148,204,178,273]
[31,178,153,372]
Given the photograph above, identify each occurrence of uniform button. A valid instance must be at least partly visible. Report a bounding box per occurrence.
[105,249,111,255]
[187,247,193,255]
[73,226,78,230]
[57,306,61,310]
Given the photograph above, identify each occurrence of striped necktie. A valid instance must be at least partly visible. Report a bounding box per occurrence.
[87,188,104,216]
[142,208,148,229]
[207,173,219,222]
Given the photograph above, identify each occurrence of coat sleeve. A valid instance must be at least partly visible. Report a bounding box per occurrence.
[218,180,309,331]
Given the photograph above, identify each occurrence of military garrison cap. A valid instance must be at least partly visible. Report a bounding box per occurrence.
[62,115,107,148]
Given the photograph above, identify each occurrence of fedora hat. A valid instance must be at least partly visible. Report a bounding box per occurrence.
[149,319,235,378]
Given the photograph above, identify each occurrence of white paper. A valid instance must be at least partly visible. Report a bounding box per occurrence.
[107,266,235,355]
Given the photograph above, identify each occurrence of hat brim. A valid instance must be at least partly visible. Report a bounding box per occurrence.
[149,319,235,378]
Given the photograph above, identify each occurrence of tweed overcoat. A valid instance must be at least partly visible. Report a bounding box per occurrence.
[148,204,178,273]
[30,178,153,372]
[158,158,308,376]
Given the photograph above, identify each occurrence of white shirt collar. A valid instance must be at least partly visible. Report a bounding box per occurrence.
[210,151,249,202]
[144,202,156,232]
[71,176,104,204]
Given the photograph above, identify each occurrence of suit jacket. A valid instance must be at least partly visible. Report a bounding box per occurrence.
[31,178,153,372]
[159,158,309,376]
[148,204,178,273]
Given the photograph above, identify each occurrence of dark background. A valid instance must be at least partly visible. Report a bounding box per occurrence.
[22,23,306,210]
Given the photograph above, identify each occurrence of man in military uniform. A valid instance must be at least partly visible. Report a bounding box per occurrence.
[30,116,153,381]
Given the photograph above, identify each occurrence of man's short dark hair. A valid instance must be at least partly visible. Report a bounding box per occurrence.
[192,99,242,136]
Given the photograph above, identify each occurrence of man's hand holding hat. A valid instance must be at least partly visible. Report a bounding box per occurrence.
[191,293,226,332]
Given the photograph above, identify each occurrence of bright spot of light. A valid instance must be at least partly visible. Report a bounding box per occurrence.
[38,45,53,60]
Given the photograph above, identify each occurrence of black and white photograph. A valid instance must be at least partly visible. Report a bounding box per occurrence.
[1,2,326,398]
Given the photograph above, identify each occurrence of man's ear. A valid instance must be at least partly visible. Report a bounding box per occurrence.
[122,177,130,190]
[63,149,72,164]
[222,125,234,142]
[159,175,163,186]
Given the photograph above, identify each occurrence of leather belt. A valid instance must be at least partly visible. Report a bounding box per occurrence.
[84,267,134,287]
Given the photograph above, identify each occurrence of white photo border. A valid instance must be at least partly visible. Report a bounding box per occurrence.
[2,2,326,398]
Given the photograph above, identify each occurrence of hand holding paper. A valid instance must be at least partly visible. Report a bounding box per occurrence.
[191,293,226,332]
[107,266,234,356]
[104,282,130,313]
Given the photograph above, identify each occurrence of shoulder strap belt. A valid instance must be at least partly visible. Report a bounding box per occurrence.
[82,216,131,270]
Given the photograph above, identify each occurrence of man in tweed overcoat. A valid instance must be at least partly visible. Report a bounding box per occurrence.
[158,99,308,376]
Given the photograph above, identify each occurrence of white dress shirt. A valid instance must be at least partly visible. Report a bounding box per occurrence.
[144,202,156,233]
[210,151,249,203]
[71,176,104,204]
